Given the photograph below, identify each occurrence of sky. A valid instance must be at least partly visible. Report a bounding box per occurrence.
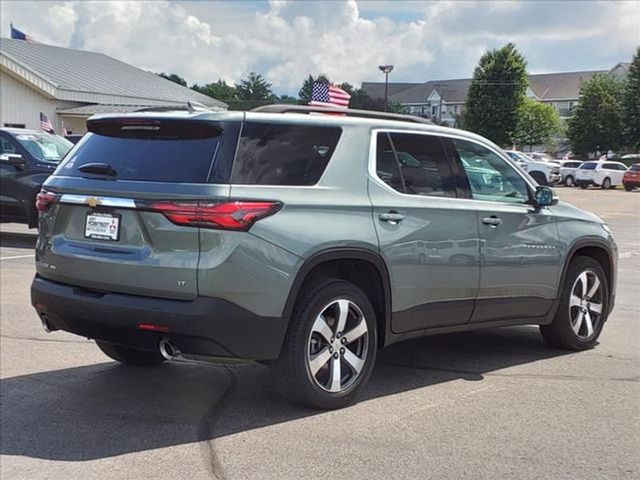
[1,0,638,95]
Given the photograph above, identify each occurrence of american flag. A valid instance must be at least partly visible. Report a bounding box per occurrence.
[40,112,53,133]
[309,82,351,108]
[10,24,34,43]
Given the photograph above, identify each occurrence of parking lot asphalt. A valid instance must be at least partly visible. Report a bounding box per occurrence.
[1,188,638,480]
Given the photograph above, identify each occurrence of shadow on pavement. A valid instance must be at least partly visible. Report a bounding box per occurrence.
[0,326,568,461]
[0,231,37,249]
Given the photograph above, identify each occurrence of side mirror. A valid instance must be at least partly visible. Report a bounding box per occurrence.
[534,185,558,207]
[0,153,25,168]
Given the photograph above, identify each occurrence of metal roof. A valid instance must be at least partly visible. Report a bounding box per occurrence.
[0,38,226,108]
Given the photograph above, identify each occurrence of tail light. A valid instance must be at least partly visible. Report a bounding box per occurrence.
[35,190,56,212]
[147,201,281,230]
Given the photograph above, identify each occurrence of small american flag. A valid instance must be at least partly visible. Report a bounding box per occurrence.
[11,24,35,43]
[309,82,351,108]
[40,112,53,133]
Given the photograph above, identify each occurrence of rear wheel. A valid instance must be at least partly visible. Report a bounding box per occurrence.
[96,341,166,366]
[540,256,608,350]
[601,177,611,189]
[563,175,574,187]
[624,184,634,191]
[271,279,377,409]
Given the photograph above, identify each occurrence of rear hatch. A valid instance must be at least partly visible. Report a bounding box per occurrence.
[35,115,240,300]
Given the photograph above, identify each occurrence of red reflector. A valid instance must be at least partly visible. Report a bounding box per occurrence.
[138,323,170,333]
[148,201,281,230]
[35,190,56,212]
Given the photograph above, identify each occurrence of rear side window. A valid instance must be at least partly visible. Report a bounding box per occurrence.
[375,132,456,197]
[57,119,224,183]
[231,122,342,186]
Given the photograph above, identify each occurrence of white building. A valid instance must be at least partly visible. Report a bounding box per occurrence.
[0,38,225,134]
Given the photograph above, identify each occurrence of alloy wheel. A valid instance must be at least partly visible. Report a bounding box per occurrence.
[569,270,604,339]
[307,299,369,393]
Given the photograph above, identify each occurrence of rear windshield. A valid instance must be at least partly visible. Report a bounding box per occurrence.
[630,164,640,171]
[580,163,598,170]
[231,122,342,186]
[15,132,72,163]
[56,124,221,183]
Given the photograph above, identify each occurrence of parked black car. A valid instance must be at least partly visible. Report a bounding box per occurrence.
[0,128,73,227]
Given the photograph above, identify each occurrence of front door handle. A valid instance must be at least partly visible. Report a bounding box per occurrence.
[379,211,405,224]
[482,216,502,227]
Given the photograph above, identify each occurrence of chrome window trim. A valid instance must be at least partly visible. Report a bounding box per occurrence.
[367,128,538,205]
[59,194,137,209]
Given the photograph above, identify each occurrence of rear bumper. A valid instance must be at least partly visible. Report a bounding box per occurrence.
[623,180,640,187]
[31,276,288,360]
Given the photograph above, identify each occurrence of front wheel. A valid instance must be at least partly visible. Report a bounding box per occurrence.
[563,175,574,187]
[540,256,609,350]
[271,279,378,409]
[96,341,166,366]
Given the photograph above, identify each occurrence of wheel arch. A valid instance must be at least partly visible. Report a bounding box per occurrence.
[283,248,392,347]
[559,239,615,314]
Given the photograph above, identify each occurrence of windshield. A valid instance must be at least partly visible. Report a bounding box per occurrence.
[15,132,73,163]
[580,162,598,170]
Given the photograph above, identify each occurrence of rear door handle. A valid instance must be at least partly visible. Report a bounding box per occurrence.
[482,216,502,227]
[379,212,405,224]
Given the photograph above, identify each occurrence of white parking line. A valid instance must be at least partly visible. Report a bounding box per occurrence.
[0,254,35,261]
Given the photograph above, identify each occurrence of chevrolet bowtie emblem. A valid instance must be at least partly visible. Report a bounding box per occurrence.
[86,197,102,208]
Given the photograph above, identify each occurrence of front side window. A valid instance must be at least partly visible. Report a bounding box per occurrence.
[231,122,342,186]
[375,132,456,198]
[453,138,529,204]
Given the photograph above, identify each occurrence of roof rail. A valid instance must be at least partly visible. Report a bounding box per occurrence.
[251,104,433,125]
[134,102,226,113]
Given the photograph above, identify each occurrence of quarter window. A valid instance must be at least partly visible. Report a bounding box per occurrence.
[375,132,456,198]
[231,122,342,186]
[452,138,530,204]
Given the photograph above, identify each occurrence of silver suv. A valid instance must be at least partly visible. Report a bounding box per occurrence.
[31,105,618,409]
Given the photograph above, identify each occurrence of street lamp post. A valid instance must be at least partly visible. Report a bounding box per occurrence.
[378,64,394,112]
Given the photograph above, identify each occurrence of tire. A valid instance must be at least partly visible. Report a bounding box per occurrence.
[563,175,574,187]
[96,340,166,366]
[624,184,634,191]
[271,279,378,409]
[540,256,609,350]
[530,171,547,186]
[601,177,611,189]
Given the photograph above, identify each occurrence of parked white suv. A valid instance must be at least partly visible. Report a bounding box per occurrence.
[574,161,628,189]
[557,160,583,187]
[504,150,561,186]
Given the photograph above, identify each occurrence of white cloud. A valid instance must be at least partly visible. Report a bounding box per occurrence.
[1,0,638,94]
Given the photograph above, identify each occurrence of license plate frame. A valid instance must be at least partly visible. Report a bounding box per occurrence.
[84,211,121,241]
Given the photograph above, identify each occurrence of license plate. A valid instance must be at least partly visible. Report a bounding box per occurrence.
[85,212,120,241]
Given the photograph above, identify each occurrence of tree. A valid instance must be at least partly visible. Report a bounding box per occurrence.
[235,72,274,101]
[514,98,561,150]
[567,74,624,155]
[157,72,187,86]
[464,43,528,146]
[298,74,330,103]
[277,94,298,104]
[622,47,640,151]
[192,79,237,103]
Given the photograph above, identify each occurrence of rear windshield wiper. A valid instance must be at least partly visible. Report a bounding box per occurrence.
[78,163,118,177]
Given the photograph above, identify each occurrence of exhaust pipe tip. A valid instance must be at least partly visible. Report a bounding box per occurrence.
[159,338,180,360]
